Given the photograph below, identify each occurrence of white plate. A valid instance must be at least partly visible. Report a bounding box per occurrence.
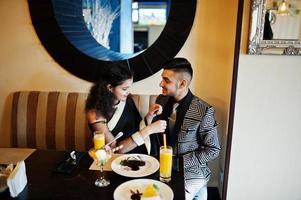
[111,154,159,177]
[113,179,174,200]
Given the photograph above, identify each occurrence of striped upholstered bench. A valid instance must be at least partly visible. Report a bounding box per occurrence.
[11,91,157,151]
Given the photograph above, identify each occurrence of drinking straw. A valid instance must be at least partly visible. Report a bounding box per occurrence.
[163,133,167,150]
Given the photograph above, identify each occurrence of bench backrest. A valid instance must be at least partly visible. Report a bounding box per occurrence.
[11,91,157,151]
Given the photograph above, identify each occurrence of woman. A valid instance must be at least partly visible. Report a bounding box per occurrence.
[85,64,166,154]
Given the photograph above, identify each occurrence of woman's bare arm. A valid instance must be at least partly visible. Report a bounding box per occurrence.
[87,109,116,148]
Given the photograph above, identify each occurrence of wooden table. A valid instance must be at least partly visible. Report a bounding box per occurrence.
[0,150,185,200]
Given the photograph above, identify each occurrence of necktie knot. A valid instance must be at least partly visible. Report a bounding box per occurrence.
[169,103,179,133]
[173,103,179,111]
[170,103,178,119]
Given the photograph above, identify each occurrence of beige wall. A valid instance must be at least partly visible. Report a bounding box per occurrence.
[0,0,91,147]
[228,55,301,200]
[0,0,237,191]
[227,0,301,199]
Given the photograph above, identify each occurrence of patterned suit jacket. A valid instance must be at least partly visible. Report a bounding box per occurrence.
[155,92,220,196]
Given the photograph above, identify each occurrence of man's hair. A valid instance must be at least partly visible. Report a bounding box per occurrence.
[163,57,193,78]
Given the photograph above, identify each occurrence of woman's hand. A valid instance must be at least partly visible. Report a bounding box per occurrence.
[151,120,167,133]
[145,104,163,124]
[140,120,167,138]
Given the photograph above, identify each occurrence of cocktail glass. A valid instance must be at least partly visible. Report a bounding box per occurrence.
[89,149,111,187]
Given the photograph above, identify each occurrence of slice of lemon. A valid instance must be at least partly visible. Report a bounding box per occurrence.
[88,148,97,160]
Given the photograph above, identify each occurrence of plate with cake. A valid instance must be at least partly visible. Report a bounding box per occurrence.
[111,154,159,177]
[113,178,174,200]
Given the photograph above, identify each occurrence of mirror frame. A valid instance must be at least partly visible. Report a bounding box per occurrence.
[248,0,301,55]
[28,0,197,82]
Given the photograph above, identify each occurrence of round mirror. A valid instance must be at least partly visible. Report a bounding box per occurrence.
[82,0,170,57]
[28,0,196,82]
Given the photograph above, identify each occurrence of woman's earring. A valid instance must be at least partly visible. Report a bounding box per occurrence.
[107,85,113,92]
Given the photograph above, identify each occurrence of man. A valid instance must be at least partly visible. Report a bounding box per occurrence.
[147,57,221,200]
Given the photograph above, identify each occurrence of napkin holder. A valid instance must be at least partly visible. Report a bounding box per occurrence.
[7,161,27,198]
[53,151,86,174]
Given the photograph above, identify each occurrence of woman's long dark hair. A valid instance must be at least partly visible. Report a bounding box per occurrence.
[85,63,133,119]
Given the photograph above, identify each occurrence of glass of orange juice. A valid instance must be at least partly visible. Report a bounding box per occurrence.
[93,131,105,150]
[159,146,173,182]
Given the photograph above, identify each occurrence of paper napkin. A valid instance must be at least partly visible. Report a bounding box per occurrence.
[7,161,27,197]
